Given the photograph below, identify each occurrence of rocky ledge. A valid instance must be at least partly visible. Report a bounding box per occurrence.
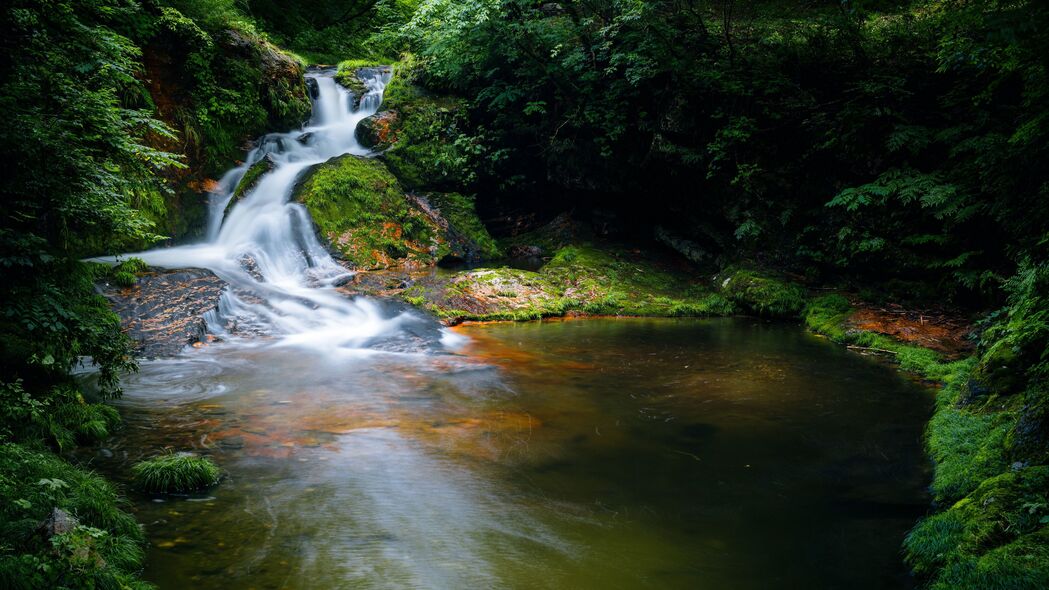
[99,268,226,357]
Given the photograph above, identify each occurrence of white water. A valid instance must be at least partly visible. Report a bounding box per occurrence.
[115,68,448,356]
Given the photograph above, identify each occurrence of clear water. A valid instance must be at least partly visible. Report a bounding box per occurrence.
[94,317,933,589]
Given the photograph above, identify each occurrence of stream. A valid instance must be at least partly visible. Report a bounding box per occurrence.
[93,68,934,589]
[90,318,932,589]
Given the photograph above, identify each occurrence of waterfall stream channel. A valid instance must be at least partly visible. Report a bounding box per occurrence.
[85,69,934,590]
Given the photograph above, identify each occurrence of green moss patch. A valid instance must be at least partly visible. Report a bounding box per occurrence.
[716,268,807,318]
[296,154,442,269]
[90,257,150,289]
[424,192,502,260]
[295,156,501,269]
[131,453,220,494]
[231,156,274,202]
[905,467,1049,590]
[401,242,732,322]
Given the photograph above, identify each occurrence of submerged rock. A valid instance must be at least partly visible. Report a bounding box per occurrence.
[100,268,226,357]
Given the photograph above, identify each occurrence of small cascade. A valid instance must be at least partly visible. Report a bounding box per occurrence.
[114,67,445,356]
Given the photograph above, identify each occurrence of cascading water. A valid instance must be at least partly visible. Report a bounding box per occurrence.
[116,68,448,355]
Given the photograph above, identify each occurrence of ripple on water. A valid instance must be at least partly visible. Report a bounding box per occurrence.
[116,355,231,408]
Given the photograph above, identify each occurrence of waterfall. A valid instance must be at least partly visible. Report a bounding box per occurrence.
[115,67,443,356]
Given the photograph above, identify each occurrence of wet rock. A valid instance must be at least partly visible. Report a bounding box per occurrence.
[305,77,319,99]
[335,65,392,109]
[225,154,277,215]
[296,131,313,144]
[407,192,502,264]
[238,255,264,281]
[101,268,227,357]
[655,226,709,265]
[508,244,543,259]
[356,110,399,150]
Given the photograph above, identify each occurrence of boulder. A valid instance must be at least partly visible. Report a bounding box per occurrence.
[293,155,500,269]
[356,111,400,150]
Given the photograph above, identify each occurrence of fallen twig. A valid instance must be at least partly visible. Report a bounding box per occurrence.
[846,345,899,355]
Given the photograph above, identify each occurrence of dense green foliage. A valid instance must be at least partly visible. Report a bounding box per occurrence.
[383,0,1049,302]
[0,444,150,589]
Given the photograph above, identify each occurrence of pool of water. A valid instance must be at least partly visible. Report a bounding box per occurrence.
[95,317,933,589]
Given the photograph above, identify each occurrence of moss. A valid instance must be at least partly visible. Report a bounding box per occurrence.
[131,453,220,494]
[403,243,731,322]
[426,192,501,260]
[803,293,853,338]
[295,154,441,269]
[233,157,272,201]
[906,467,1049,590]
[337,55,473,190]
[0,443,149,589]
[91,257,149,289]
[805,294,1043,588]
[717,268,807,318]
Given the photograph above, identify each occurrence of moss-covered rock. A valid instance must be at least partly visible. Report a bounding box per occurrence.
[378,95,471,190]
[905,466,1049,589]
[399,242,733,323]
[416,192,502,261]
[224,154,276,215]
[336,55,473,190]
[715,268,807,318]
[295,155,499,269]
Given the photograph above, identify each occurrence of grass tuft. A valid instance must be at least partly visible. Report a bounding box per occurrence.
[131,454,220,494]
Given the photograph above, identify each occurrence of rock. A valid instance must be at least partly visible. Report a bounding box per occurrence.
[655,226,709,265]
[335,65,393,109]
[101,268,227,357]
[225,154,277,215]
[294,156,500,269]
[305,77,319,99]
[508,244,543,258]
[407,193,503,264]
[38,508,78,538]
[296,131,313,144]
[356,110,400,150]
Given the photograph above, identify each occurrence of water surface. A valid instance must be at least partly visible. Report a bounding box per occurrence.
[96,317,932,589]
